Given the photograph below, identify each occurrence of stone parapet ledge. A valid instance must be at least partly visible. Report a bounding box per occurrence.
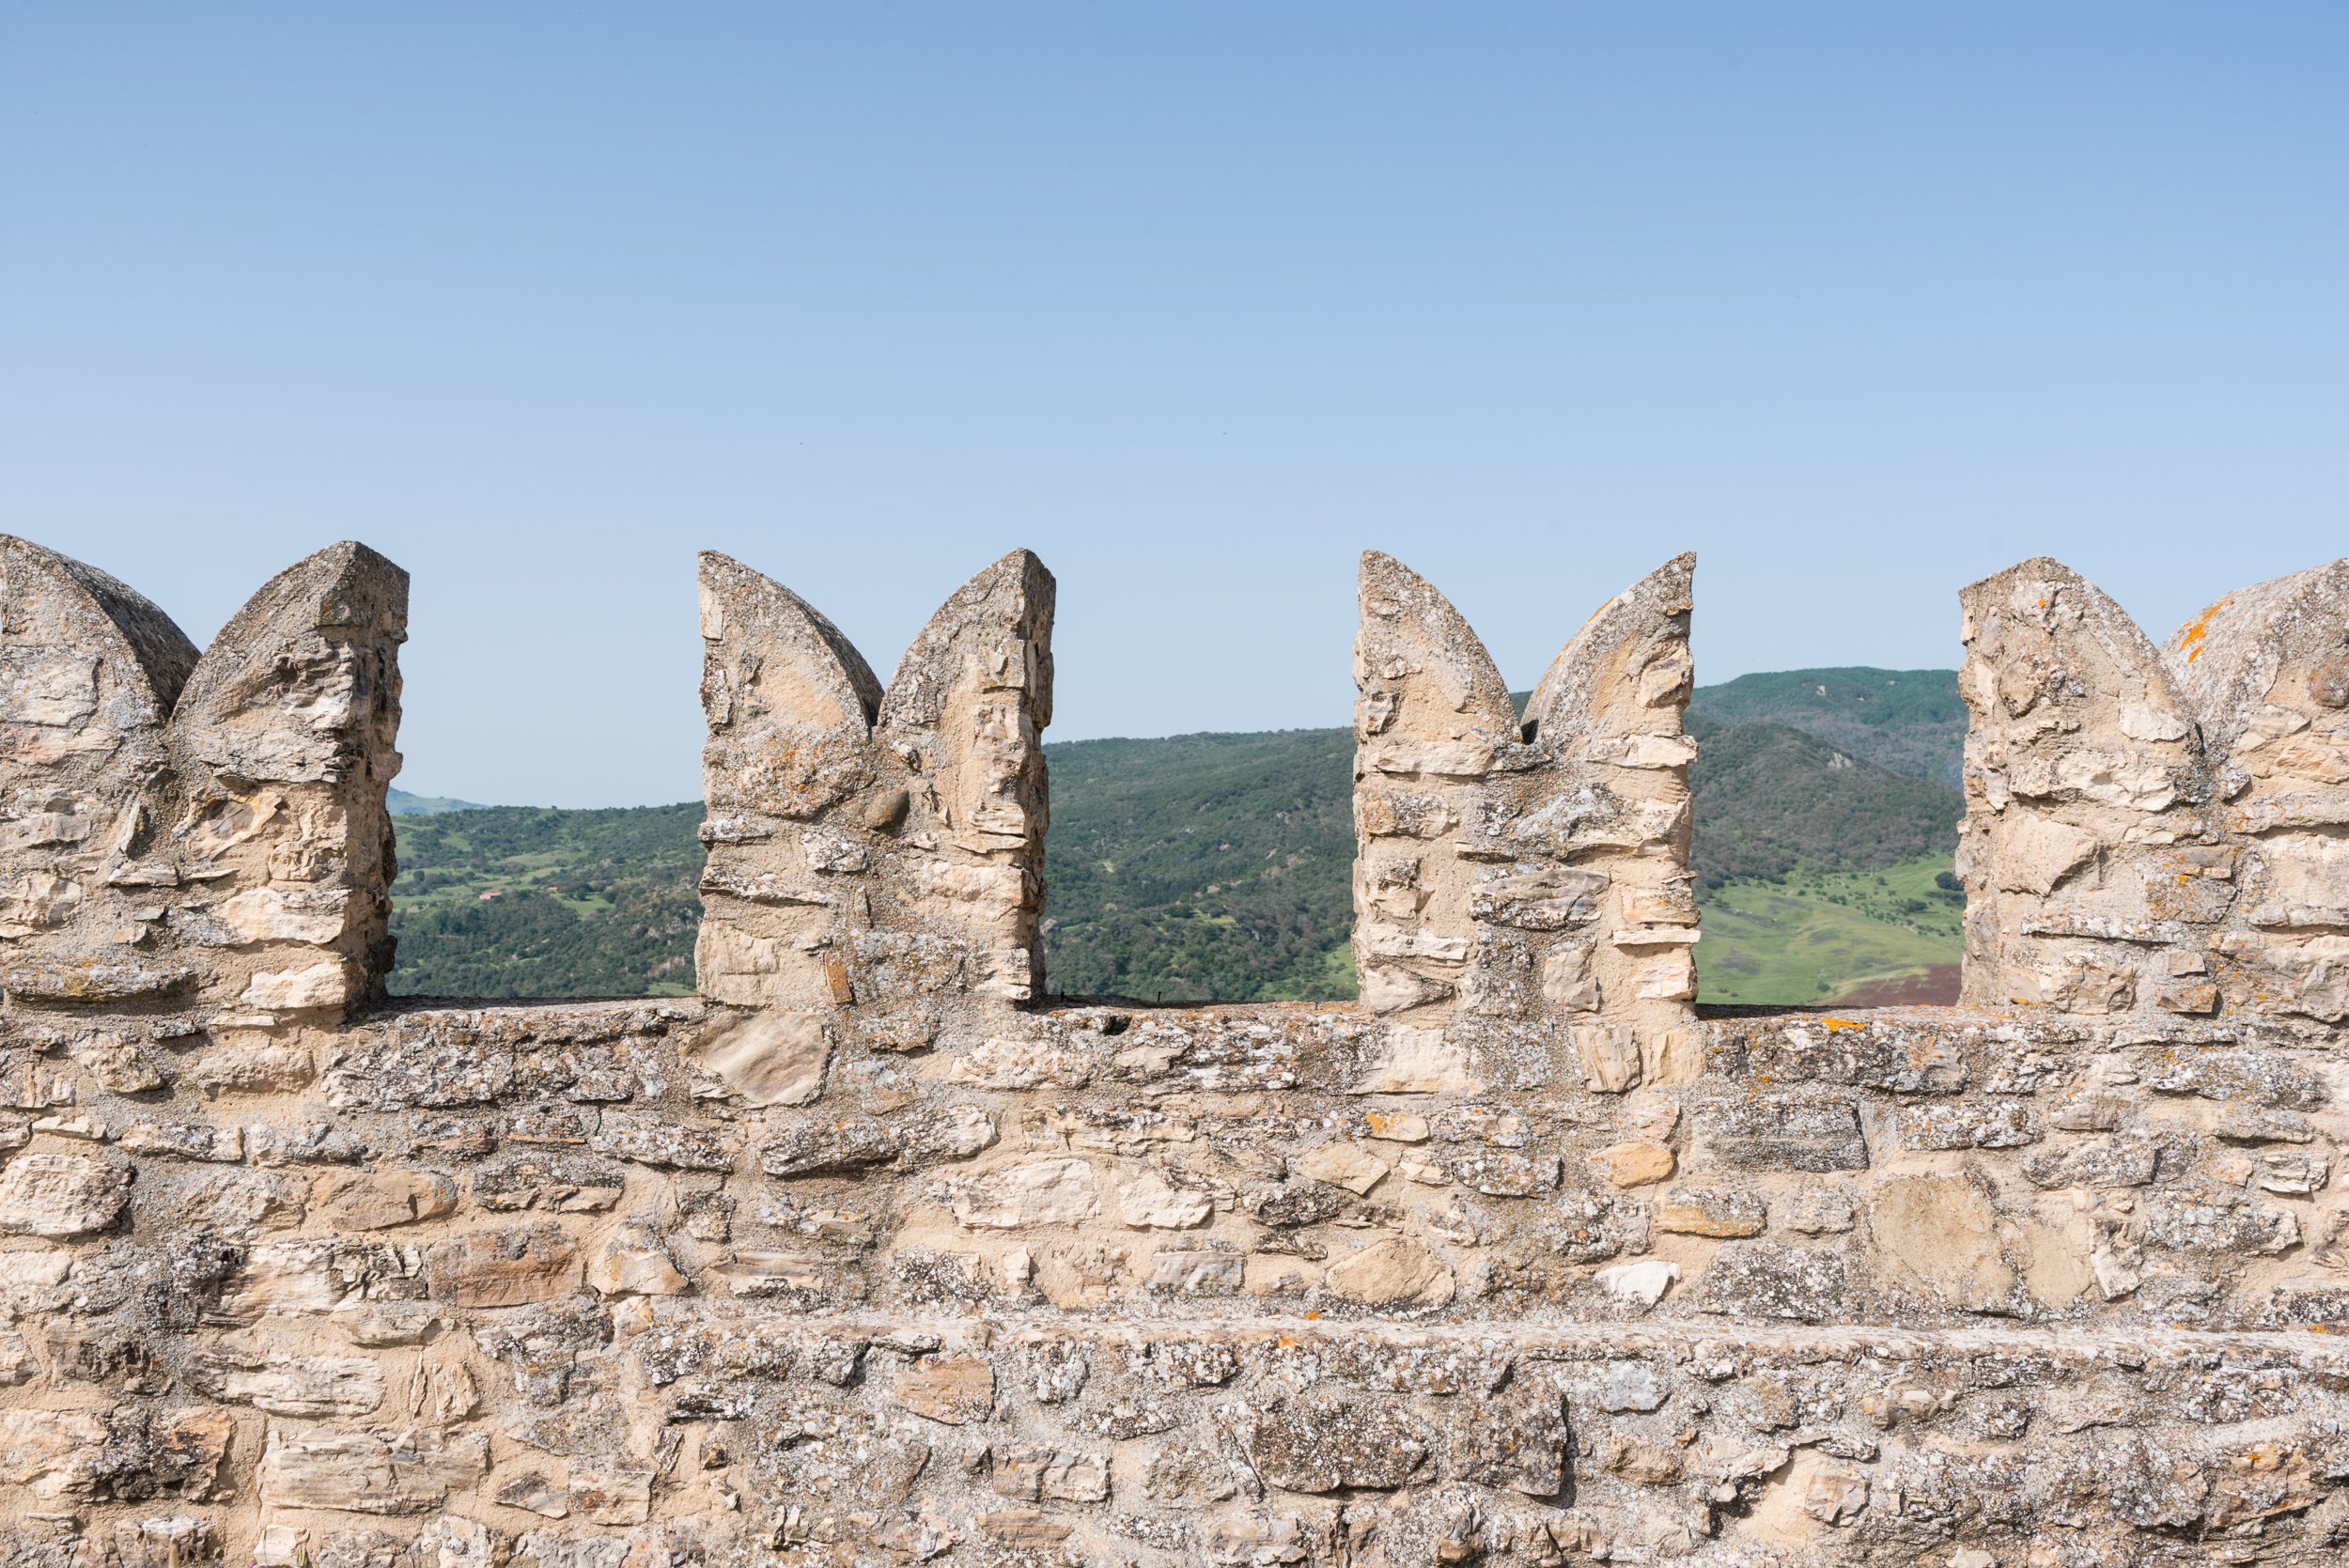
[0,991,2333,1562]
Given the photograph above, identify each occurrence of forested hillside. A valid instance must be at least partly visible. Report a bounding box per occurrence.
[1684,713,1963,887]
[390,804,703,997]
[1689,667,1965,783]
[387,667,1968,1005]
[1042,729,1356,1002]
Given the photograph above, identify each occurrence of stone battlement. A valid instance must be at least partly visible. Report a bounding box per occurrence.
[2,536,2347,1566]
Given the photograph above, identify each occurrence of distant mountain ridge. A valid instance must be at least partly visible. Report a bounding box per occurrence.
[387,666,1966,1004]
[388,786,488,815]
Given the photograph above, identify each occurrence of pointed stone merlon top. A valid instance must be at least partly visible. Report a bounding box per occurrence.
[1353,551,1700,1094]
[693,550,1053,1098]
[2163,559,2349,1025]
[1956,554,2349,1025]
[0,537,408,1018]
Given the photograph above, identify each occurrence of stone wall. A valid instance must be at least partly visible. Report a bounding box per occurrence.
[2,536,2347,1567]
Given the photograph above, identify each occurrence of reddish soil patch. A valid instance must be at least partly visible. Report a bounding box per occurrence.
[1827,964,1962,1008]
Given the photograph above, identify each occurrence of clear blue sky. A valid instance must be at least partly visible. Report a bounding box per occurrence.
[5,6,2343,806]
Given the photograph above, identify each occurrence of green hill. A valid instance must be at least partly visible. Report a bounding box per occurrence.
[1696,851,1964,1006]
[389,804,704,998]
[386,667,1968,1006]
[1688,667,1966,784]
[1043,729,1357,1003]
[1684,714,1962,888]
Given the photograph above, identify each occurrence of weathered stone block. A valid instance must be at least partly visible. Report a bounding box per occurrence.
[1697,1096,1870,1172]
[1657,1186,1768,1237]
[427,1225,583,1307]
[894,1353,993,1423]
[0,1152,129,1237]
[257,1427,489,1514]
[186,1346,387,1416]
[1241,1394,1435,1493]
[949,1158,1099,1229]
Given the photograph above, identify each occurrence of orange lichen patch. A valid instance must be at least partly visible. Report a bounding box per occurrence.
[1818,1017,1867,1032]
[2173,594,2233,665]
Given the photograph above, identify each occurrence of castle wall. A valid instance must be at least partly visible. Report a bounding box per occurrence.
[0,536,2345,1568]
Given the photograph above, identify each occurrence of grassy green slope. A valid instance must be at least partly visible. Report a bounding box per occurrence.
[1697,853,1963,1005]
[1682,716,1964,1001]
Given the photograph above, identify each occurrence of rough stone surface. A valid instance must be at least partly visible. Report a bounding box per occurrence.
[0,537,408,1020]
[1352,552,1699,1076]
[693,547,1053,1044]
[0,541,2346,1565]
